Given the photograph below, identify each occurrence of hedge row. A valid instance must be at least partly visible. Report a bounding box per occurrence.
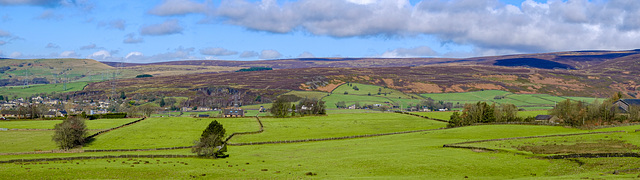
[395,111,448,123]
[0,154,201,164]
[84,117,146,141]
[85,113,128,120]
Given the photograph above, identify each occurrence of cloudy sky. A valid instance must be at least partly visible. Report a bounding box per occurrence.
[0,0,639,62]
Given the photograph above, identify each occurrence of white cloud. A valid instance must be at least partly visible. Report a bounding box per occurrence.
[298,51,314,58]
[0,40,5,46]
[99,19,126,30]
[0,29,9,37]
[239,51,258,58]
[88,50,111,60]
[36,9,63,20]
[80,43,97,50]
[45,43,59,48]
[0,0,59,6]
[60,50,79,57]
[380,46,438,58]
[125,52,144,59]
[260,49,281,59]
[215,0,640,54]
[140,19,183,36]
[123,33,143,44]
[9,51,21,58]
[148,0,210,16]
[199,47,238,56]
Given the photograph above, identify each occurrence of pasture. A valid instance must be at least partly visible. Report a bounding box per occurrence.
[421,90,599,110]
[0,81,89,99]
[1,111,640,179]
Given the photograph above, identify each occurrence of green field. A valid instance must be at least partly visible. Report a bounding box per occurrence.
[2,110,640,179]
[0,118,140,130]
[421,90,599,109]
[0,81,89,99]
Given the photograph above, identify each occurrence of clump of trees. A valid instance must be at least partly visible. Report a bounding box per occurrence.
[549,93,634,127]
[52,116,88,150]
[448,102,528,128]
[271,97,292,118]
[270,96,326,118]
[192,120,227,157]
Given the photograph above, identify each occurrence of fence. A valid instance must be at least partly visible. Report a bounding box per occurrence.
[394,111,448,122]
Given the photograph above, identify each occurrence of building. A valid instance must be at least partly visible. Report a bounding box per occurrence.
[613,99,640,113]
[223,109,244,117]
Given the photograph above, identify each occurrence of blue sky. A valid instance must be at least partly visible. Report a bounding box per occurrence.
[0,0,639,62]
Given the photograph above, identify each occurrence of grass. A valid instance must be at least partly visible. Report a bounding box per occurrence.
[0,118,141,130]
[230,113,447,143]
[2,111,640,179]
[0,81,89,99]
[84,117,260,150]
[283,90,329,100]
[421,90,599,110]
[412,111,455,121]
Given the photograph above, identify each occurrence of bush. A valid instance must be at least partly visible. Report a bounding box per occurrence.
[52,116,88,150]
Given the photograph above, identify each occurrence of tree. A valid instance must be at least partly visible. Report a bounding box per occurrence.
[291,104,296,116]
[270,96,291,118]
[353,86,359,91]
[139,104,156,117]
[159,98,166,107]
[120,91,126,100]
[192,120,226,157]
[335,101,347,109]
[52,116,88,150]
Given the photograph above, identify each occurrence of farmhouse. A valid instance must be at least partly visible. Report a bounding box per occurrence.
[223,109,244,117]
[613,99,640,113]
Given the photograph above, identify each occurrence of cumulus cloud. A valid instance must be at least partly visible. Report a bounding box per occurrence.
[125,51,144,59]
[380,46,438,58]
[80,43,97,50]
[214,0,640,54]
[259,49,282,59]
[0,29,9,37]
[0,0,60,6]
[123,33,144,44]
[199,47,238,56]
[239,51,258,58]
[88,50,111,60]
[59,50,79,57]
[148,0,210,16]
[124,47,194,62]
[298,51,315,58]
[45,43,59,48]
[37,9,63,20]
[140,19,183,36]
[98,19,126,30]
[9,51,21,58]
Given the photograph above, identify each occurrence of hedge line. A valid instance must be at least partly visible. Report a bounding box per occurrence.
[546,153,640,159]
[0,154,202,164]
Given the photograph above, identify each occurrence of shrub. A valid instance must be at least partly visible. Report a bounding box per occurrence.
[192,120,226,157]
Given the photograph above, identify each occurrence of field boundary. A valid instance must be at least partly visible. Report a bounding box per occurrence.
[395,111,448,122]
[85,117,146,141]
[442,131,626,151]
[227,127,447,146]
[0,154,203,164]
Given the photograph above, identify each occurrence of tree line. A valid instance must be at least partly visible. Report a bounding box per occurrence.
[448,102,529,128]
[271,96,326,118]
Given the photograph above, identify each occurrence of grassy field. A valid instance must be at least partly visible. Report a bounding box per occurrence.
[421,90,599,109]
[0,118,140,130]
[230,113,447,143]
[0,81,89,99]
[2,110,640,179]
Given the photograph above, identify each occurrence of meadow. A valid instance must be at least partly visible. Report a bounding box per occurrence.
[1,110,640,179]
[421,90,599,110]
[0,81,89,99]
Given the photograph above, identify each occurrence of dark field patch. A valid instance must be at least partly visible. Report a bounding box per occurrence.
[494,58,574,69]
[517,140,640,154]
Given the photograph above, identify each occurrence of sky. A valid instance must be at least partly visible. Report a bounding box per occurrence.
[0,0,639,63]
